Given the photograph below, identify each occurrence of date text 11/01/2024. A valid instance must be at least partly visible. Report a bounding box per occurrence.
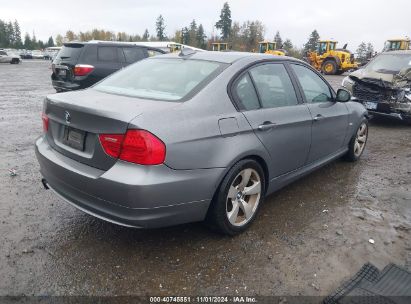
[149,296,257,303]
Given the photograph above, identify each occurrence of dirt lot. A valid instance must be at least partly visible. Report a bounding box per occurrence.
[0,61,410,297]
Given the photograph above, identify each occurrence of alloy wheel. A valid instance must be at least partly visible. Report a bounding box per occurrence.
[354,122,368,157]
[226,168,262,227]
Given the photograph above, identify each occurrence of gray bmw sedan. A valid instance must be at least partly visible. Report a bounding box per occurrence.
[35,51,368,235]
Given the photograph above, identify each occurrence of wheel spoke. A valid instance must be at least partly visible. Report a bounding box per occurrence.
[227,185,237,199]
[357,134,366,143]
[227,200,240,224]
[243,181,261,196]
[354,141,361,154]
[239,199,253,220]
[239,169,252,189]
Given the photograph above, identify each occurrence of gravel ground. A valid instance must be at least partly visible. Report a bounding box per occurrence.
[0,61,410,297]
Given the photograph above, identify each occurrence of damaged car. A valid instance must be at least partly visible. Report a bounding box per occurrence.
[342,50,411,124]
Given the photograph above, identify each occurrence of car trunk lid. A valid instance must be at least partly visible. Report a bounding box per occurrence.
[44,89,179,171]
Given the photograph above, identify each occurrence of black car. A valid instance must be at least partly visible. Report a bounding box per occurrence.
[51,41,165,92]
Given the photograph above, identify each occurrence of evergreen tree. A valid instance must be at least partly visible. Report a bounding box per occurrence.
[5,21,14,47]
[32,31,38,49]
[47,36,54,47]
[215,2,232,40]
[274,31,282,47]
[142,29,149,41]
[366,42,374,57]
[282,38,293,51]
[304,30,320,52]
[0,20,6,47]
[155,15,166,41]
[23,33,31,49]
[181,27,190,45]
[189,19,198,46]
[196,24,207,49]
[13,20,22,48]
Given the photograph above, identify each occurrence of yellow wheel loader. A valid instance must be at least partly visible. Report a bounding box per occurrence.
[211,42,228,52]
[383,38,410,51]
[258,41,286,56]
[306,40,358,75]
[168,43,182,53]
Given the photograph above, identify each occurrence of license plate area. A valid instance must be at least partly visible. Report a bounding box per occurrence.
[364,101,378,110]
[58,69,67,76]
[62,127,86,151]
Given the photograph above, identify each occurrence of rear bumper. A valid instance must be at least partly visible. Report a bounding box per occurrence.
[51,79,81,92]
[35,136,224,228]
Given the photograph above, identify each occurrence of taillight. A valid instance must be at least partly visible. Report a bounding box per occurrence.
[73,64,94,76]
[99,134,124,158]
[99,130,166,165]
[42,113,49,132]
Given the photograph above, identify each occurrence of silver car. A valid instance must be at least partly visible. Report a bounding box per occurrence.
[35,51,368,235]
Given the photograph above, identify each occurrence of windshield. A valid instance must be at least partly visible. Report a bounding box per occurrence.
[365,53,411,74]
[94,58,225,101]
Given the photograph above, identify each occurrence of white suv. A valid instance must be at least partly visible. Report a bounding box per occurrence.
[0,50,20,64]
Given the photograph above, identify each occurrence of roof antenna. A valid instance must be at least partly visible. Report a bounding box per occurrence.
[179,47,197,57]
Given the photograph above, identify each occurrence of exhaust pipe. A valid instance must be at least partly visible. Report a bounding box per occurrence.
[41,178,49,190]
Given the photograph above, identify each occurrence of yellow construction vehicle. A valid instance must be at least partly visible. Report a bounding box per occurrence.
[306,40,358,75]
[211,42,228,52]
[258,41,286,56]
[168,43,182,53]
[383,38,410,51]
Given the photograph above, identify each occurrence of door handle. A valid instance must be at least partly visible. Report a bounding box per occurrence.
[257,121,277,131]
[313,114,324,122]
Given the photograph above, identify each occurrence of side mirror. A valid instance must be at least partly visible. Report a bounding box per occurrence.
[336,88,351,102]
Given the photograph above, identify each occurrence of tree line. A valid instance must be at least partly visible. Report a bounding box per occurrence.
[0,19,55,49]
[0,2,374,58]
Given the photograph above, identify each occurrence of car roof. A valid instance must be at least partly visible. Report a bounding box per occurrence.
[64,41,159,48]
[157,51,301,64]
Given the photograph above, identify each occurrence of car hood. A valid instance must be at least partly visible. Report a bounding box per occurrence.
[349,69,395,84]
[349,68,411,89]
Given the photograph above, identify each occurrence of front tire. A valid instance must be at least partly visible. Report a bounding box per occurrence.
[344,119,368,161]
[207,159,265,236]
[322,60,337,75]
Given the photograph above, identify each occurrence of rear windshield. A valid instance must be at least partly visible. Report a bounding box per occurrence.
[365,53,411,74]
[55,44,84,61]
[94,58,226,101]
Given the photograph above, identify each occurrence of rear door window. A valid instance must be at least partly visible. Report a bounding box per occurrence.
[97,46,118,62]
[80,45,97,63]
[122,47,146,63]
[55,44,84,62]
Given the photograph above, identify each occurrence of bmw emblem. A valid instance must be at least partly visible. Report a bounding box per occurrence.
[64,111,71,124]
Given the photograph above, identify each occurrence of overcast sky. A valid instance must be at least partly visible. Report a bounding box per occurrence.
[0,0,410,51]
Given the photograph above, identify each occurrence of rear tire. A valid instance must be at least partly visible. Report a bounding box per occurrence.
[206,159,265,236]
[322,60,337,75]
[344,119,368,162]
